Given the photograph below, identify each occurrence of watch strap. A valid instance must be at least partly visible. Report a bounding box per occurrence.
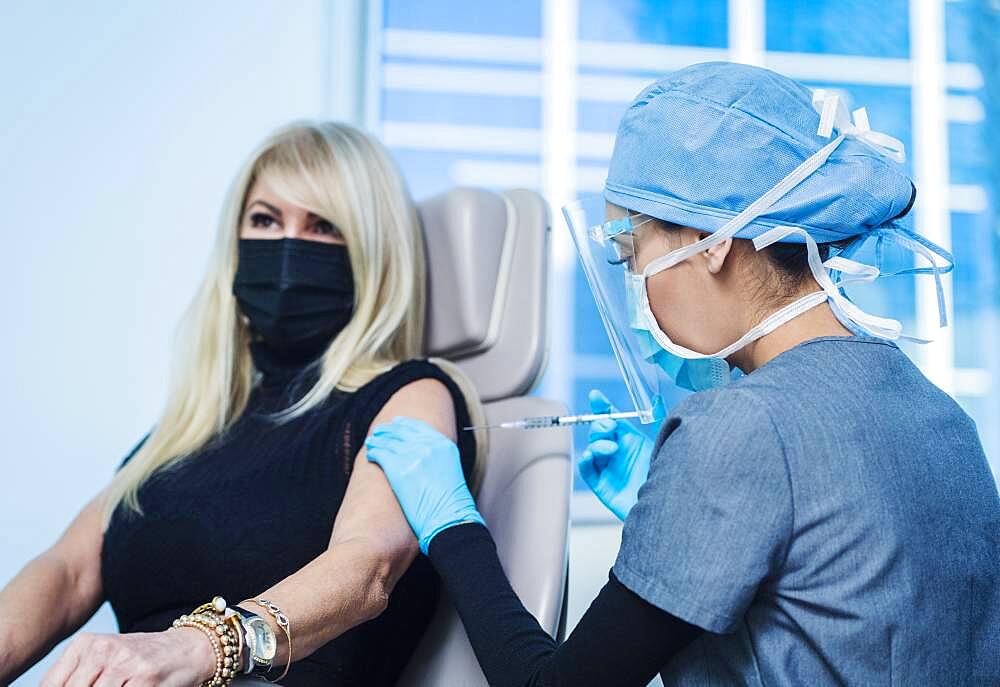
[233,605,273,675]
[234,604,261,621]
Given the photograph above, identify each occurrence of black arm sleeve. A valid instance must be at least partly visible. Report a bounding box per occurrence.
[428,523,704,687]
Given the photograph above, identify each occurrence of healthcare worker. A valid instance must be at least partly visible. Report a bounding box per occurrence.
[366,62,1000,686]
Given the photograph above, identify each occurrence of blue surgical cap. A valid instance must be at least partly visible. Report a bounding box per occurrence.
[605,61,915,244]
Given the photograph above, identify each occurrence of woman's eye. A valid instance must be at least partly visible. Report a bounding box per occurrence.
[249,212,277,229]
[312,219,341,237]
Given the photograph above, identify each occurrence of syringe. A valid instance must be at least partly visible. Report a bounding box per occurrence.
[464,410,641,431]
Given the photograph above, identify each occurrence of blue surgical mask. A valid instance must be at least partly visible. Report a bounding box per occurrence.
[625,274,731,392]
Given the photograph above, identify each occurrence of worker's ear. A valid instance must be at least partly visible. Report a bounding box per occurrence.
[702,236,732,274]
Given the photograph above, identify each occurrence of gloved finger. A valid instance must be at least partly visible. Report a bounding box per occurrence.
[372,414,427,432]
[365,429,410,446]
[578,450,600,487]
[364,434,410,454]
[365,445,411,472]
[371,419,419,438]
[369,426,405,442]
[368,430,426,452]
[588,417,618,442]
[364,445,392,466]
[588,439,619,471]
[385,415,443,437]
[588,389,617,414]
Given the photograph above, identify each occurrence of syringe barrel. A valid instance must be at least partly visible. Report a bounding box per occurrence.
[519,415,561,429]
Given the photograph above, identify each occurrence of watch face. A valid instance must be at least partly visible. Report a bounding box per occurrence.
[247,617,277,662]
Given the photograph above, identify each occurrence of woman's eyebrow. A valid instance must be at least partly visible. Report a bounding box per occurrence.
[245,199,282,216]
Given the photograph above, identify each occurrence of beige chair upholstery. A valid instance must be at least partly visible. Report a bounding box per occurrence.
[397,188,572,686]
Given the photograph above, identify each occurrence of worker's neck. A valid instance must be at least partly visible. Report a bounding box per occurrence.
[734,302,853,373]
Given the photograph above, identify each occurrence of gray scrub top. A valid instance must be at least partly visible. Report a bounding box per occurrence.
[613,336,1000,686]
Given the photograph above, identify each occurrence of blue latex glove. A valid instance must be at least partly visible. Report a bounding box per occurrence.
[365,416,485,555]
[578,389,655,521]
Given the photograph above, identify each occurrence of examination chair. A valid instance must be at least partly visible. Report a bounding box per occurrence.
[396,187,573,686]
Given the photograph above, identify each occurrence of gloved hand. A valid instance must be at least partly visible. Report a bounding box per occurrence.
[365,416,485,555]
[578,389,654,521]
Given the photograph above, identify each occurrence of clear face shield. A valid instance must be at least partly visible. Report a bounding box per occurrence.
[564,90,954,426]
[563,194,672,424]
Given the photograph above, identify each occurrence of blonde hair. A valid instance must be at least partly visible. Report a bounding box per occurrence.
[103,121,486,526]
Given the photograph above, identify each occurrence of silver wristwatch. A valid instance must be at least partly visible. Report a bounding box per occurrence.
[233,605,277,676]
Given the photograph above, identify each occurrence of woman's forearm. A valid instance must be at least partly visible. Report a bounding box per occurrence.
[237,534,410,665]
[1,491,107,684]
[0,551,103,684]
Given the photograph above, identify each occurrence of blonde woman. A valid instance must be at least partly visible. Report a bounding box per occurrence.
[0,122,483,687]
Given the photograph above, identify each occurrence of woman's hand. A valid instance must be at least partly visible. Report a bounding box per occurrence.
[40,626,216,687]
[579,389,654,521]
[365,416,485,554]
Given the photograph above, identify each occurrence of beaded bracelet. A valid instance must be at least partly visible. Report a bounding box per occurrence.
[191,606,240,679]
[191,613,240,679]
[195,597,244,675]
[254,597,292,683]
[171,615,235,686]
[172,596,240,686]
[184,614,237,686]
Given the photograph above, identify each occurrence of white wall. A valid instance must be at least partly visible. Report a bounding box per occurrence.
[0,2,326,682]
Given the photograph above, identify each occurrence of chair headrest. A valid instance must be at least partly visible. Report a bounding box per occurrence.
[420,188,549,403]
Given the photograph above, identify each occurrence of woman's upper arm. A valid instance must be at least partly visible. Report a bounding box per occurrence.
[45,487,109,609]
[328,377,458,572]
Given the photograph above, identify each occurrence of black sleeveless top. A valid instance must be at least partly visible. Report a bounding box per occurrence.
[100,342,476,687]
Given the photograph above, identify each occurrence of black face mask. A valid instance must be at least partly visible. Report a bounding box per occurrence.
[233,238,354,355]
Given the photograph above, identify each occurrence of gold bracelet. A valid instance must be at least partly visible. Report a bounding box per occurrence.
[192,597,244,678]
[172,615,235,686]
[174,596,240,686]
[224,610,248,675]
[254,597,292,683]
[181,614,237,686]
[190,613,239,678]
